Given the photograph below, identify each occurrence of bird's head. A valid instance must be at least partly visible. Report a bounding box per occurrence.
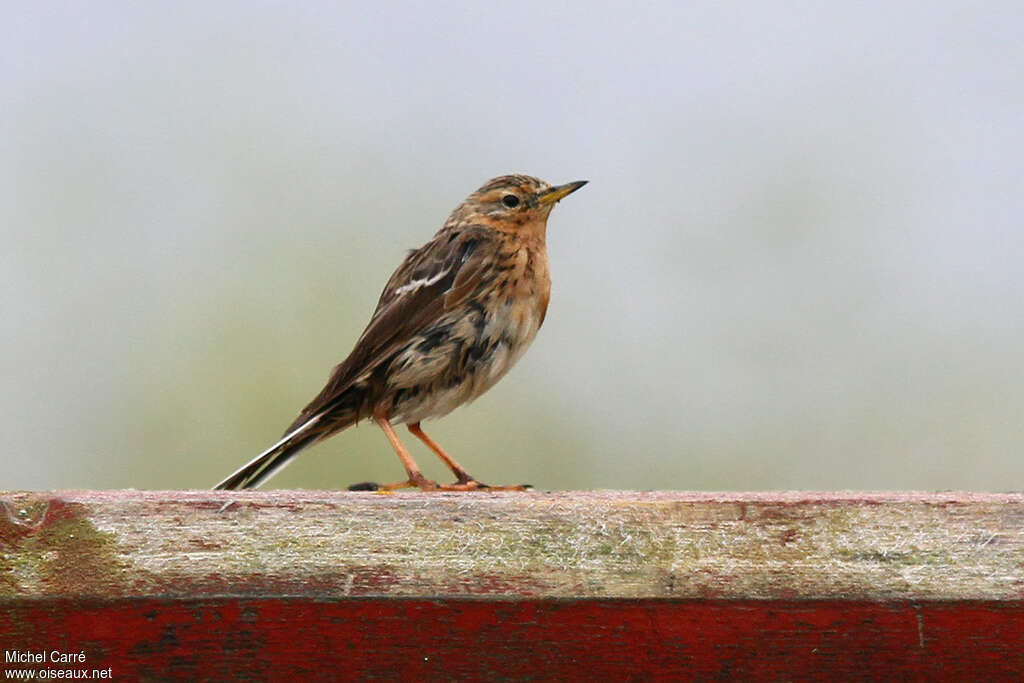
[446,174,587,239]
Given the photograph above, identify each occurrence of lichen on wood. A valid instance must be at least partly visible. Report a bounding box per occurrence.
[1,490,1021,601]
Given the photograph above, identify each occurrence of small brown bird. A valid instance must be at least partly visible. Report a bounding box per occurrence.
[215,174,586,491]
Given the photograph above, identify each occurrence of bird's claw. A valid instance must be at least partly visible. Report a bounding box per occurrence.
[347,478,532,492]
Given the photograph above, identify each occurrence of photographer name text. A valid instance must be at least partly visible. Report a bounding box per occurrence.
[5,651,86,665]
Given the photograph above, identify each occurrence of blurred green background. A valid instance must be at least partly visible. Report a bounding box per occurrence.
[4,3,1023,491]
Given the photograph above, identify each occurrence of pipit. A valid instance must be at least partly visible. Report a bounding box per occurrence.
[215,174,587,491]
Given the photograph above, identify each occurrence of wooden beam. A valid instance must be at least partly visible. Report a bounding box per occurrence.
[3,490,1021,600]
[2,490,1022,680]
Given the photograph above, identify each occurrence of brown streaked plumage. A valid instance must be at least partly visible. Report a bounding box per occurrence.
[214,174,587,491]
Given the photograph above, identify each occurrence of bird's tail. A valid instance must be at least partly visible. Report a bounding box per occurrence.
[213,415,326,490]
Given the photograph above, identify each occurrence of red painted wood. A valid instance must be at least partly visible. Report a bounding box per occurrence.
[2,599,1021,681]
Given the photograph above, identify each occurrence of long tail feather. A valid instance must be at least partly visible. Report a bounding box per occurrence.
[213,415,324,490]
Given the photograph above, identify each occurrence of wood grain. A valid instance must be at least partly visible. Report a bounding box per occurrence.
[2,490,1022,681]
[1,490,1021,600]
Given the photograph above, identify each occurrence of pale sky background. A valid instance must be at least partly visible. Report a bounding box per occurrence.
[3,2,1023,491]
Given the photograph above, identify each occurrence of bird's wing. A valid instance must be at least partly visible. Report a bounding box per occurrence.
[284,225,497,431]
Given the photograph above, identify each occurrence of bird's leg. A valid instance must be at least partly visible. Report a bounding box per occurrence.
[407,422,530,492]
[407,422,476,485]
[372,414,439,491]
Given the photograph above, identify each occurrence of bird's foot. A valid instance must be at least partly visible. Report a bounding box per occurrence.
[349,473,441,491]
[437,479,533,491]
[348,478,532,492]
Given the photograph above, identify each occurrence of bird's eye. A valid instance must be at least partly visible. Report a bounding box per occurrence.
[502,194,520,208]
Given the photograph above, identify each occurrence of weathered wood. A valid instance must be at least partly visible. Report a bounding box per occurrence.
[4,598,1022,681]
[2,490,1021,600]
[2,490,1022,681]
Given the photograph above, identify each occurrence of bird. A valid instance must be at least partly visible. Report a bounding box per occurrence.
[214,174,587,491]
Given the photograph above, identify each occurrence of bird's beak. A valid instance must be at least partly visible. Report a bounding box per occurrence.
[538,180,588,205]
